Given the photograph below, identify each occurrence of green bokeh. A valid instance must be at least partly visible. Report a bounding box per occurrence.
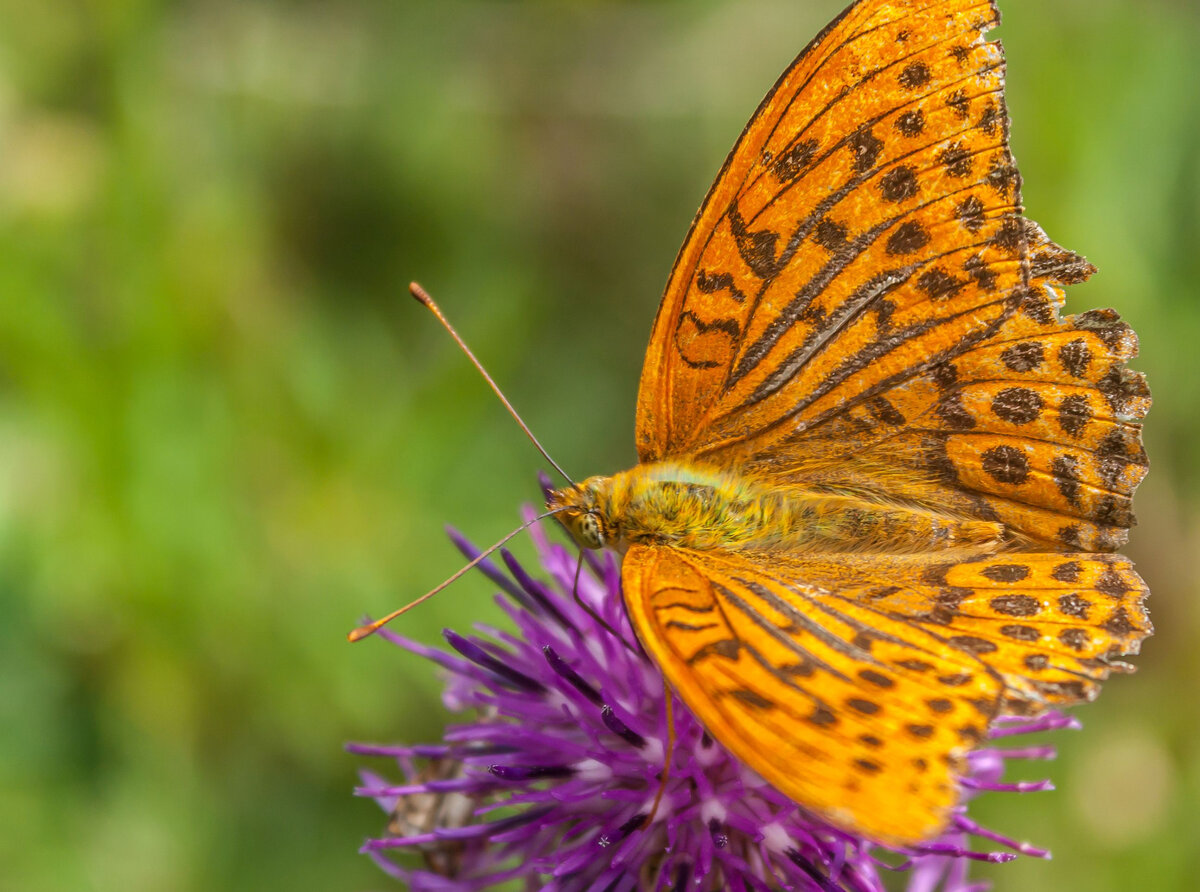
[0,1,1196,890]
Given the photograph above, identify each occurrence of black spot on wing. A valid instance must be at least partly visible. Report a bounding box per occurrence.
[1059,628,1089,651]
[895,109,925,137]
[956,194,986,232]
[981,445,1029,485]
[695,269,747,303]
[847,697,881,715]
[936,391,976,430]
[1052,561,1082,583]
[1001,341,1043,372]
[948,635,998,655]
[981,564,1031,583]
[886,220,930,255]
[990,216,1025,253]
[727,203,783,280]
[879,165,920,202]
[898,61,931,89]
[729,688,775,709]
[917,267,966,301]
[1058,394,1093,437]
[1058,594,1091,619]
[848,126,884,173]
[990,594,1039,616]
[868,397,905,426]
[771,138,818,182]
[1052,454,1082,505]
[987,155,1019,199]
[991,387,1043,424]
[1058,339,1093,378]
[813,218,849,252]
[686,639,742,664]
[674,310,741,370]
[939,142,973,178]
[946,89,970,119]
[978,100,1002,136]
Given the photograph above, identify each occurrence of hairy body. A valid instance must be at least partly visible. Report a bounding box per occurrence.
[549,461,1006,557]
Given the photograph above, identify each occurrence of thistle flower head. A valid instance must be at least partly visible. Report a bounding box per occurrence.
[350,503,1074,891]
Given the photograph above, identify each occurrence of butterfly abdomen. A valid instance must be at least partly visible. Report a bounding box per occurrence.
[588,462,1004,554]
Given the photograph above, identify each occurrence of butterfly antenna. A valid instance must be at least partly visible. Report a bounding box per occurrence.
[409,282,576,486]
[348,507,567,642]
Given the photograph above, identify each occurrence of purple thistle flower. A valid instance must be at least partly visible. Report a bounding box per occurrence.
[349,504,1075,891]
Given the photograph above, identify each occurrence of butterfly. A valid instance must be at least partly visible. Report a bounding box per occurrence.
[541,0,1151,845]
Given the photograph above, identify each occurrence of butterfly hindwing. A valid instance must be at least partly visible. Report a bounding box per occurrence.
[755,550,1151,708]
[622,544,1003,844]
[734,280,1150,551]
[622,544,1148,842]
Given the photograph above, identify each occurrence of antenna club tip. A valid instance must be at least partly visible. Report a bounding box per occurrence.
[409,282,432,305]
[347,625,375,643]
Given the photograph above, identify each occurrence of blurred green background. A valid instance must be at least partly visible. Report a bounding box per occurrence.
[0,0,1196,890]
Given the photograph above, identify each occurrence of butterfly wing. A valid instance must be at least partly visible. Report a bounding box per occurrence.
[745,267,1150,552]
[633,0,1147,549]
[621,544,1149,843]
[636,0,1024,460]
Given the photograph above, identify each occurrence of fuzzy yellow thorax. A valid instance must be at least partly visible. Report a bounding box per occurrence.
[547,461,1004,555]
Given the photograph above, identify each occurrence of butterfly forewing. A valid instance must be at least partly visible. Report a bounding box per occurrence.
[637,0,1021,461]
[634,0,1147,550]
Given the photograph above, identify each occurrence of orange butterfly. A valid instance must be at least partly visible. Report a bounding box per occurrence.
[369,0,1152,846]
[546,0,1150,845]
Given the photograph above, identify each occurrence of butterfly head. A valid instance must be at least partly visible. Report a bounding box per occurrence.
[546,476,614,551]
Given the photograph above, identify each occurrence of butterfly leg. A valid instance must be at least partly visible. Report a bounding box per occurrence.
[644,674,676,828]
[570,549,643,656]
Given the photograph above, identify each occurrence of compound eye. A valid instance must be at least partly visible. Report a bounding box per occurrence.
[578,512,605,549]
